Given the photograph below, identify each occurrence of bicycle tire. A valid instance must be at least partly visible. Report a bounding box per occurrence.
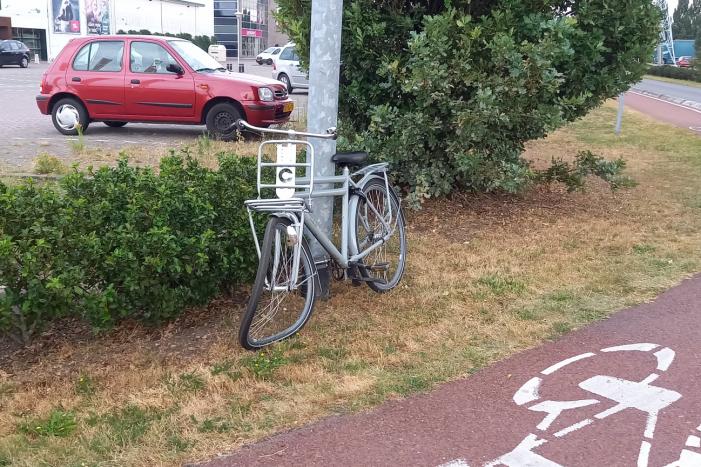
[239,217,317,350]
[350,178,407,293]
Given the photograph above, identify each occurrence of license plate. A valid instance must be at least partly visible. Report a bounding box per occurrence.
[283,101,294,113]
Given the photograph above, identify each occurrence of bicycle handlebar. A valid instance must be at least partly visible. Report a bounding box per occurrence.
[233,119,337,140]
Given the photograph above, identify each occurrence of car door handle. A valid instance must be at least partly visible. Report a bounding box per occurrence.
[131,79,140,84]
[71,77,81,82]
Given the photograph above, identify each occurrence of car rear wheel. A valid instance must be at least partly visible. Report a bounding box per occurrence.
[205,102,241,141]
[20,56,29,68]
[267,59,273,65]
[104,121,127,128]
[278,73,293,93]
[51,97,89,136]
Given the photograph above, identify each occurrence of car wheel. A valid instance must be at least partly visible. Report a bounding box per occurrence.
[267,59,273,65]
[104,121,128,128]
[51,97,90,136]
[205,102,241,141]
[20,56,29,68]
[278,74,293,94]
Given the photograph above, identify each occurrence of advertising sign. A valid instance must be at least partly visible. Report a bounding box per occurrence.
[86,0,111,35]
[53,0,81,34]
[241,28,263,38]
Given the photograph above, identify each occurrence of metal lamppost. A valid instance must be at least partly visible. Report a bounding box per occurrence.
[235,9,243,72]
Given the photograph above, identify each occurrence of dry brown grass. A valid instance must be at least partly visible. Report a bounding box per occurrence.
[1,103,701,466]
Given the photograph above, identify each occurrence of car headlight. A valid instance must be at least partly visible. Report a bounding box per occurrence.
[258,87,274,102]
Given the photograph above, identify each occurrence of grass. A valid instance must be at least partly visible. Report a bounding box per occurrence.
[644,74,701,89]
[1,102,701,465]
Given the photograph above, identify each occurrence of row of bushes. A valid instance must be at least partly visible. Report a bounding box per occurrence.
[647,64,701,83]
[0,155,260,345]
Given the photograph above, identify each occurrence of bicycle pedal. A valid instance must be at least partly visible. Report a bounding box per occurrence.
[368,262,390,272]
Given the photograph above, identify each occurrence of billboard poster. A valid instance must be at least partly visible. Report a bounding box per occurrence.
[86,0,111,35]
[52,0,81,34]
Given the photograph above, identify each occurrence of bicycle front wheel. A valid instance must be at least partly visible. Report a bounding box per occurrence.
[239,217,317,350]
[351,177,407,292]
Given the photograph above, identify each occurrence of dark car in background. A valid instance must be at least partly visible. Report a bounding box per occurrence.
[0,40,31,68]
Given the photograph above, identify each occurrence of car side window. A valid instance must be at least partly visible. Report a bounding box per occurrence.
[130,42,179,74]
[280,47,296,61]
[0,42,7,52]
[272,48,281,55]
[73,41,124,72]
[9,42,19,51]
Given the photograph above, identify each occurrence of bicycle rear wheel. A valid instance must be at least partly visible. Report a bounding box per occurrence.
[239,217,317,350]
[351,178,407,292]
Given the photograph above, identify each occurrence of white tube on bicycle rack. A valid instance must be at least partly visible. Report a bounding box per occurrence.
[276,143,297,199]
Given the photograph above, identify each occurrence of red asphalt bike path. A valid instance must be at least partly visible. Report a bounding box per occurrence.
[624,92,701,135]
[204,275,701,467]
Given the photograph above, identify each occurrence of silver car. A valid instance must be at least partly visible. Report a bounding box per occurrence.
[272,44,309,93]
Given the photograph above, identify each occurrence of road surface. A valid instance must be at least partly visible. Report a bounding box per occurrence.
[624,92,701,135]
[633,78,701,105]
[203,275,701,467]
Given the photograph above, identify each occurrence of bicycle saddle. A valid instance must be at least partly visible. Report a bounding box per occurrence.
[331,151,368,167]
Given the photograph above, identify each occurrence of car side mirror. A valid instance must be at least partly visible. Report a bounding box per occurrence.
[167,63,184,75]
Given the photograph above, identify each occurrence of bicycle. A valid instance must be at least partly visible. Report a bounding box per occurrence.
[235,119,407,350]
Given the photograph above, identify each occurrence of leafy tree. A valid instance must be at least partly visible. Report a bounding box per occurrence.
[673,0,694,39]
[277,0,660,204]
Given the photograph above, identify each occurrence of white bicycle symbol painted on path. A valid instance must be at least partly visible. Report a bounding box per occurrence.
[441,343,701,467]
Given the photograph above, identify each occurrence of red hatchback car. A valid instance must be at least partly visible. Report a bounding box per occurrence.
[36,36,294,140]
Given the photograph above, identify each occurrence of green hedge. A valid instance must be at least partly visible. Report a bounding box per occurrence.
[647,65,701,83]
[0,155,260,344]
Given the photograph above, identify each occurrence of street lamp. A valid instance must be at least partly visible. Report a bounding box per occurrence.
[235,9,243,72]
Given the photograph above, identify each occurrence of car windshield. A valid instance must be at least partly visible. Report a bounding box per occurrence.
[168,40,225,72]
[263,47,276,54]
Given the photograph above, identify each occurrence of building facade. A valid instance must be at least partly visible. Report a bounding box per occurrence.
[0,0,213,61]
[213,0,288,59]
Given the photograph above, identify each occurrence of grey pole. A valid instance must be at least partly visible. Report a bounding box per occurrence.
[235,10,243,72]
[615,93,625,135]
[306,0,343,299]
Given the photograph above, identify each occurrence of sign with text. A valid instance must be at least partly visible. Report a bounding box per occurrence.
[241,28,263,38]
[85,0,111,35]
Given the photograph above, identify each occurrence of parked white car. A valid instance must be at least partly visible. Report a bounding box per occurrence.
[272,44,309,93]
[256,46,281,65]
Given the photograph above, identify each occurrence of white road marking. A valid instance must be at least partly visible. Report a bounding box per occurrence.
[685,435,701,448]
[485,434,561,467]
[638,440,652,467]
[663,449,701,466]
[541,352,595,375]
[553,419,594,438]
[579,375,681,439]
[641,373,660,384]
[629,91,701,115]
[513,377,542,406]
[654,348,676,372]
[529,400,599,430]
[439,460,470,467]
[601,343,659,352]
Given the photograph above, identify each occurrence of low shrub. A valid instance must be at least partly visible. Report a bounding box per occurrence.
[647,65,701,83]
[0,154,260,344]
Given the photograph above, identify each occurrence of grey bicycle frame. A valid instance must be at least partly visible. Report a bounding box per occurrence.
[241,121,398,288]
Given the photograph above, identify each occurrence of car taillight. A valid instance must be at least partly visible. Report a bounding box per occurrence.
[273,62,276,70]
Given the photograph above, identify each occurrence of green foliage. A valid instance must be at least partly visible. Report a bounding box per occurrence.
[34,154,67,175]
[241,347,288,379]
[277,0,659,204]
[537,150,637,191]
[647,64,701,83]
[18,409,77,438]
[672,0,701,40]
[75,374,97,396]
[0,154,260,344]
